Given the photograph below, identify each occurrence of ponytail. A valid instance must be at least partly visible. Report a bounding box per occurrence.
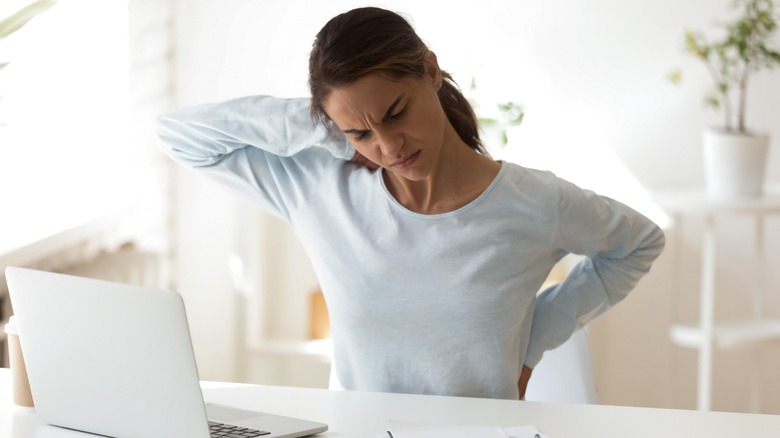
[438,72,488,155]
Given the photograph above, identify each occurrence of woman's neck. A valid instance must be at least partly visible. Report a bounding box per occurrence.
[383,133,501,215]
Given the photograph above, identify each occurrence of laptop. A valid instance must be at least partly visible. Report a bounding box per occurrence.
[5,266,328,438]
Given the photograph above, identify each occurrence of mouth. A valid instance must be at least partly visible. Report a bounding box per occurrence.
[391,150,421,169]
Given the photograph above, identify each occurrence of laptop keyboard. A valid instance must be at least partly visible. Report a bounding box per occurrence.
[209,421,271,437]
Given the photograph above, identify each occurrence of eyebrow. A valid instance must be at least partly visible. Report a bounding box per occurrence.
[381,95,404,122]
[342,94,404,135]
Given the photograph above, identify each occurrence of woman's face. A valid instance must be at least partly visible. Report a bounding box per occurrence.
[322,56,447,181]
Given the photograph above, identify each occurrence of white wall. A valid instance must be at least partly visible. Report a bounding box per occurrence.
[168,0,780,412]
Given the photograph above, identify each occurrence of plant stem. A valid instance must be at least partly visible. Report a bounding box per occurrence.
[738,63,749,133]
[704,60,732,130]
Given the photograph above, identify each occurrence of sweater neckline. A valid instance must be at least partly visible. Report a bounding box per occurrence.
[377,161,506,219]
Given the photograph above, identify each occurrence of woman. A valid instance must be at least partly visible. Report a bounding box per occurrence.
[157,7,665,400]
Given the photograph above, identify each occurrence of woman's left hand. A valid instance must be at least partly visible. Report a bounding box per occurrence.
[518,365,533,400]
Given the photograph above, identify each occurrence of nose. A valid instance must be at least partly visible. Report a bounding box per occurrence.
[375,129,403,158]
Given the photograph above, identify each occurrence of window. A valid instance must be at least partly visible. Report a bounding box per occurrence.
[0,0,164,253]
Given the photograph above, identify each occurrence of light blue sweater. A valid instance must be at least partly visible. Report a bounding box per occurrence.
[157,95,665,399]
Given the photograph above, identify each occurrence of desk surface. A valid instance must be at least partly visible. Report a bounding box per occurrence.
[2,368,780,437]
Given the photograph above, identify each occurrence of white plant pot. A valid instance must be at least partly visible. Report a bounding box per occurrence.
[702,128,770,201]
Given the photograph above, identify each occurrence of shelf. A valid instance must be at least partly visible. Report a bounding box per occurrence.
[671,319,780,350]
[652,185,780,216]
[656,188,780,411]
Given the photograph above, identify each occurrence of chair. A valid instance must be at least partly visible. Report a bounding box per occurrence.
[524,328,599,404]
[328,362,343,391]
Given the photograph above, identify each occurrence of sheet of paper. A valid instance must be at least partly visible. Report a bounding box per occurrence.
[388,420,508,438]
[386,420,549,438]
[503,425,548,438]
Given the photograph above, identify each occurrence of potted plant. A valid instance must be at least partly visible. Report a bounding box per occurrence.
[672,0,780,200]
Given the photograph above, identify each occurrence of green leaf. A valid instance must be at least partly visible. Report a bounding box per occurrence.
[478,117,499,127]
[705,95,720,109]
[684,29,709,58]
[667,69,683,84]
[764,49,780,64]
[0,0,57,39]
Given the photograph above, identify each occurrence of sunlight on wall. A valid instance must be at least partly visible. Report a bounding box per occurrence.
[474,116,670,230]
[0,1,147,252]
[494,101,671,230]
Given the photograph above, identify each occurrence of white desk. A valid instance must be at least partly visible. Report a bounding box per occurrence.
[1,369,780,437]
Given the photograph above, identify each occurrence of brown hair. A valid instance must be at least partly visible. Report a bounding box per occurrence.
[308,7,488,155]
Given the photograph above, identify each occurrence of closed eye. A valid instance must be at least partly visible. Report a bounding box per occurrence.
[343,128,371,142]
[343,96,406,142]
[388,107,407,121]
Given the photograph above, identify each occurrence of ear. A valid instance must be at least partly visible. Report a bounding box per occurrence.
[423,51,442,88]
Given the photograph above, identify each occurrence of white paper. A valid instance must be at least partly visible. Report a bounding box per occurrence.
[388,421,508,438]
[503,425,549,438]
[386,420,548,438]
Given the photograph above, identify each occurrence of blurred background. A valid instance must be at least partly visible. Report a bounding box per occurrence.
[1,0,779,414]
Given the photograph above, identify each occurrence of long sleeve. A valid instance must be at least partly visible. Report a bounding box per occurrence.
[524,177,666,368]
[156,95,354,220]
